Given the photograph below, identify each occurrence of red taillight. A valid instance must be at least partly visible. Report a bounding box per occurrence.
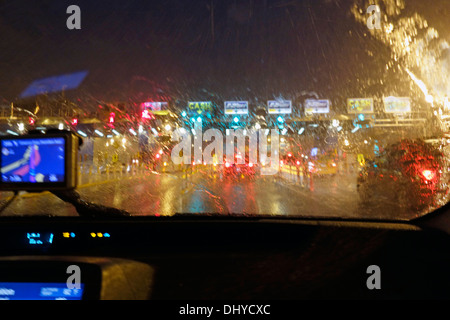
[331,162,337,167]
[155,154,160,159]
[225,162,230,168]
[422,169,435,181]
[248,162,253,167]
[296,161,300,166]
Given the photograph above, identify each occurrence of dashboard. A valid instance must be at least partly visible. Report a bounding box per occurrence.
[0,211,449,300]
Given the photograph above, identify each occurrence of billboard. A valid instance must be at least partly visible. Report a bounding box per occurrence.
[224,101,248,115]
[188,101,212,115]
[347,98,374,114]
[268,100,292,114]
[304,99,330,114]
[140,102,168,111]
[19,70,89,98]
[383,97,411,113]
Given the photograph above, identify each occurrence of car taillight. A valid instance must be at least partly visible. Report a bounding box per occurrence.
[331,162,336,167]
[225,162,230,168]
[155,154,160,159]
[248,162,253,167]
[422,169,435,181]
[296,160,300,166]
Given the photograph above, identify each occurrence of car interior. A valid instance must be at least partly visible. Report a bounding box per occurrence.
[1,0,450,305]
[0,199,449,300]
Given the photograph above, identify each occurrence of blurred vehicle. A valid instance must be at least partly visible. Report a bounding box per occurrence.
[151,146,175,172]
[223,152,257,179]
[310,153,338,176]
[280,152,299,166]
[279,152,307,177]
[357,138,450,211]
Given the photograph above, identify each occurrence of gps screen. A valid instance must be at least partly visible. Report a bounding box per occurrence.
[0,282,84,300]
[0,137,65,184]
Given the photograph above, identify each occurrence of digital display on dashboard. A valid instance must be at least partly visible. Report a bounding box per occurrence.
[0,282,84,300]
[0,137,65,184]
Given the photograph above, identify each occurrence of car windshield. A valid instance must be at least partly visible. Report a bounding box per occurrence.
[0,0,449,220]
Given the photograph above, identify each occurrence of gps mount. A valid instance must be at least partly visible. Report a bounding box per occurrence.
[0,130,130,217]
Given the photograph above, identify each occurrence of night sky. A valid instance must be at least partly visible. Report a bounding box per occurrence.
[0,0,448,112]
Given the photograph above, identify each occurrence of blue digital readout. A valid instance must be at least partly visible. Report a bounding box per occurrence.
[26,232,54,245]
[0,282,84,300]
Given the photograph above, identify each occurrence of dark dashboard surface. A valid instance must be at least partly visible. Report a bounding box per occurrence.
[0,213,449,300]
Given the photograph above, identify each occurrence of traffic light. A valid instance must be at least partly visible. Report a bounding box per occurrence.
[354,114,371,128]
[233,116,239,123]
[277,116,284,124]
[71,117,78,126]
[181,111,187,118]
[109,112,115,124]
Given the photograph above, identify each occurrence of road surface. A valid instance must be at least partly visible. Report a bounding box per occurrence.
[0,165,419,220]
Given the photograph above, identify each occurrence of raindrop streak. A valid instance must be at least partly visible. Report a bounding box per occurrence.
[352,0,450,101]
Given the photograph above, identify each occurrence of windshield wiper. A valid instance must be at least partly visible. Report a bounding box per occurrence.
[52,189,130,218]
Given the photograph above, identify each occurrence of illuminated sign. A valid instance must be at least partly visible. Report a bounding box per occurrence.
[347,98,374,114]
[305,99,330,114]
[383,97,411,113]
[268,100,292,114]
[224,101,248,115]
[188,101,212,115]
[19,70,88,98]
[140,102,168,111]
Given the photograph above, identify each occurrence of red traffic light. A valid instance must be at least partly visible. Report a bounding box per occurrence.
[109,112,115,123]
[71,118,78,125]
